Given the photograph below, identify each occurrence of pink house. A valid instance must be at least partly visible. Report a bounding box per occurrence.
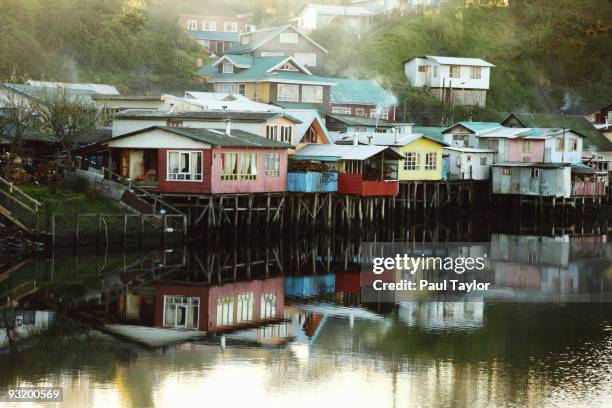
[507,138,545,162]
[102,126,291,194]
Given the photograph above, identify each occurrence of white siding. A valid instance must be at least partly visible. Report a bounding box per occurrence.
[107,129,212,149]
[543,131,583,164]
[404,58,491,90]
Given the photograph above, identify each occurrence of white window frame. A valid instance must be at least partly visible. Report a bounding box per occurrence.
[522,141,532,153]
[261,293,277,319]
[295,52,316,67]
[277,84,299,102]
[433,65,438,78]
[163,296,200,329]
[370,108,388,119]
[219,83,237,94]
[355,107,365,116]
[238,83,246,96]
[224,22,238,32]
[202,21,216,31]
[470,66,482,79]
[167,151,203,182]
[569,138,578,152]
[502,168,511,176]
[404,152,419,171]
[222,62,234,74]
[264,153,281,177]
[261,51,284,57]
[279,32,298,44]
[425,152,437,170]
[301,85,323,103]
[332,106,351,115]
[236,292,254,323]
[418,65,428,72]
[220,152,257,181]
[188,20,198,31]
[216,296,234,327]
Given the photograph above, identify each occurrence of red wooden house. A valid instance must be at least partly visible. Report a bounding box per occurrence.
[100,126,291,194]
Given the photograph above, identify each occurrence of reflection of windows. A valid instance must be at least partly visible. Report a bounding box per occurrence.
[216,296,234,327]
[261,293,277,319]
[264,153,280,176]
[236,292,254,323]
[277,84,299,102]
[167,151,203,181]
[163,296,199,329]
[425,153,437,170]
[302,85,323,103]
[220,152,257,181]
[404,152,419,170]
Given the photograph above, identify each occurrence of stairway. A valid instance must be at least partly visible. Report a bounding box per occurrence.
[0,176,41,233]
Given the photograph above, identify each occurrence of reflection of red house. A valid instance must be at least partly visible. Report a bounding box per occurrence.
[152,277,284,332]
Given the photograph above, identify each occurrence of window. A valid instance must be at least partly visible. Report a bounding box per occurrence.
[404,152,419,170]
[236,292,254,323]
[266,125,278,141]
[294,53,317,67]
[219,83,237,94]
[220,153,257,181]
[354,127,367,133]
[556,137,565,152]
[466,155,472,162]
[370,108,389,119]
[241,35,250,45]
[569,138,578,152]
[216,296,234,327]
[266,125,291,142]
[278,62,299,71]
[167,151,203,181]
[277,84,299,102]
[530,168,540,178]
[264,153,281,176]
[425,153,437,170]
[224,22,238,32]
[522,141,532,153]
[279,32,298,43]
[355,107,365,116]
[238,83,246,96]
[418,65,428,72]
[202,21,216,31]
[164,296,199,329]
[332,106,351,115]
[302,85,323,103]
[433,65,438,78]
[222,61,234,73]
[470,66,481,79]
[280,126,292,142]
[480,156,487,165]
[450,65,461,78]
[166,118,183,128]
[304,127,317,143]
[187,20,198,31]
[261,293,277,319]
[502,168,511,176]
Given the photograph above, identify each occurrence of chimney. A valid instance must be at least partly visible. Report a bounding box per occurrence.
[353,135,358,146]
[196,58,204,68]
[367,135,373,145]
[468,112,473,122]
[225,119,231,136]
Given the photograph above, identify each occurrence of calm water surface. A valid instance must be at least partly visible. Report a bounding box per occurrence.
[2,219,612,408]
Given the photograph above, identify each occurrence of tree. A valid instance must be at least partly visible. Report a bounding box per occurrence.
[0,88,38,177]
[33,87,98,165]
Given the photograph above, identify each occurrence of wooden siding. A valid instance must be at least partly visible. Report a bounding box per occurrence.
[338,173,399,196]
[338,173,363,194]
[397,138,444,181]
[157,148,212,194]
[152,284,210,330]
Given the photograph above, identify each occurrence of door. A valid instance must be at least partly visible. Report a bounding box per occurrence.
[176,304,188,328]
[120,150,130,178]
[129,150,145,180]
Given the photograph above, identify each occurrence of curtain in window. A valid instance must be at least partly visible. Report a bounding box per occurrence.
[240,153,257,176]
[168,152,180,175]
[222,153,238,176]
[191,152,202,178]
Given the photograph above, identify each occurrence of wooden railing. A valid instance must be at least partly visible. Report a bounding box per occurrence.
[101,167,183,216]
[0,175,42,230]
[1,280,37,309]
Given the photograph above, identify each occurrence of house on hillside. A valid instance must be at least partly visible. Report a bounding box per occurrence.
[224,25,328,72]
[561,102,611,124]
[352,0,447,14]
[95,126,291,194]
[194,55,336,111]
[330,78,397,121]
[325,113,394,134]
[179,14,248,56]
[293,144,403,196]
[111,109,301,142]
[403,56,495,107]
[289,4,373,34]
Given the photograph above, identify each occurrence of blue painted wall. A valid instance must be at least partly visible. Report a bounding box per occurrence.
[287,172,338,192]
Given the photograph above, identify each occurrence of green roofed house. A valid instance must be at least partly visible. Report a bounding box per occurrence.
[329,78,398,121]
[441,121,502,147]
[194,55,336,112]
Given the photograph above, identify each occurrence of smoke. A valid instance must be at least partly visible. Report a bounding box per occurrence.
[560,91,581,112]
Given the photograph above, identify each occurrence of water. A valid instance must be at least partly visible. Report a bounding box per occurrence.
[2,217,612,408]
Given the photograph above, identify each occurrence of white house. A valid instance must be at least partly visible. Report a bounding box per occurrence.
[444,147,496,180]
[352,0,445,14]
[290,4,373,34]
[403,56,495,107]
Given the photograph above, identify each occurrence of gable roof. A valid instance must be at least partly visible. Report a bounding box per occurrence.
[195,56,335,85]
[412,127,446,143]
[105,126,292,148]
[115,109,302,123]
[330,79,397,106]
[442,121,501,134]
[285,109,333,144]
[478,127,583,140]
[225,24,328,54]
[503,113,612,151]
[403,56,494,67]
[293,144,403,161]
[326,113,393,127]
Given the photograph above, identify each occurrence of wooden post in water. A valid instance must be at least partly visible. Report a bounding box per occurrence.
[75,213,80,247]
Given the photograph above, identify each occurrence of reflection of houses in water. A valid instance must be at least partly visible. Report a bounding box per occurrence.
[399,302,484,330]
[285,274,335,298]
[0,310,55,347]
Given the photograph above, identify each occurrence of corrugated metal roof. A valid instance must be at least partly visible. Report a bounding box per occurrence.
[115,109,301,123]
[330,78,397,106]
[444,147,496,153]
[294,144,402,160]
[412,127,446,143]
[25,80,120,94]
[327,113,392,127]
[108,126,292,148]
[1,83,98,106]
[335,132,448,147]
[426,56,495,67]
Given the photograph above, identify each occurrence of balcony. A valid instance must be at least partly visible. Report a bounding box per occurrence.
[338,173,399,197]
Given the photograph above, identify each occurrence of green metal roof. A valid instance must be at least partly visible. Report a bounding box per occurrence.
[444,121,501,133]
[1,83,97,106]
[113,126,292,148]
[504,113,612,151]
[195,56,336,85]
[330,78,397,106]
[224,25,327,55]
[327,113,392,127]
[412,126,446,143]
[189,30,239,42]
